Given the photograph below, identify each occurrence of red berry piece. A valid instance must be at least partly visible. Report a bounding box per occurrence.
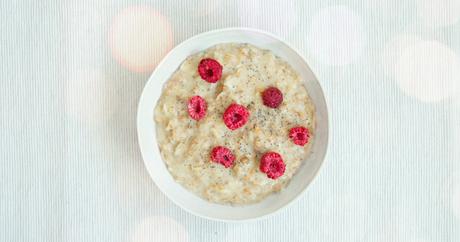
[262,87,283,108]
[223,103,250,130]
[289,126,310,146]
[198,58,222,83]
[187,95,207,120]
[260,152,286,179]
[211,146,235,168]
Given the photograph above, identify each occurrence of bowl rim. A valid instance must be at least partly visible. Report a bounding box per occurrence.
[137,27,329,222]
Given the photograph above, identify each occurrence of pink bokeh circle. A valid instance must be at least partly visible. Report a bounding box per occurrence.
[109,6,173,73]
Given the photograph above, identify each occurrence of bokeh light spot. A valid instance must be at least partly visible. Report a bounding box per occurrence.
[418,0,460,27]
[447,172,460,219]
[65,69,116,124]
[307,6,366,66]
[132,216,189,242]
[382,34,422,78]
[394,41,460,102]
[109,6,173,73]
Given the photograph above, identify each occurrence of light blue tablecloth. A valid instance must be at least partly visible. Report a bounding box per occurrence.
[1,0,459,241]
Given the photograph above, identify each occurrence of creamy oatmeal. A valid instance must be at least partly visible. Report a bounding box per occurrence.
[154,43,315,204]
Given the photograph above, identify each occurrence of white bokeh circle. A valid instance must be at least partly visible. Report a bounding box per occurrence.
[109,6,173,73]
[360,0,416,22]
[311,194,372,242]
[65,2,106,67]
[65,69,116,124]
[452,182,460,219]
[132,216,189,242]
[454,95,460,107]
[307,6,366,66]
[191,0,222,17]
[418,0,460,27]
[236,0,298,36]
[382,34,422,78]
[393,41,460,102]
[374,235,427,242]
[445,172,460,219]
[370,215,428,242]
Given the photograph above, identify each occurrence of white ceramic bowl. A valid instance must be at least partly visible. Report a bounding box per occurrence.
[137,28,329,221]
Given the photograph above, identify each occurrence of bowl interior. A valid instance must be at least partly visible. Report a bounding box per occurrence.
[137,28,328,221]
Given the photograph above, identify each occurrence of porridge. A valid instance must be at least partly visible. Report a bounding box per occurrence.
[154,43,315,204]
